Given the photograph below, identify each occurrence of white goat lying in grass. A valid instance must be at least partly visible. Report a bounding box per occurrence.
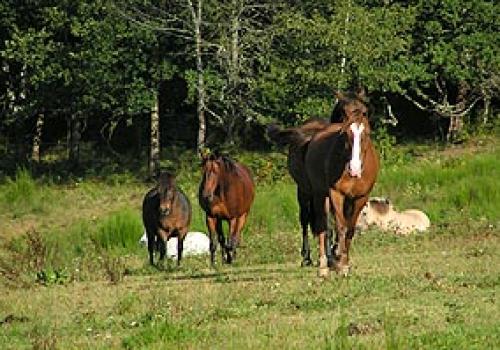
[139,231,210,258]
[357,197,430,235]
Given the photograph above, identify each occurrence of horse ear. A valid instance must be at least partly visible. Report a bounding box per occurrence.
[356,86,367,100]
[167,173,176,185]
[334,90,345,101]
[199,146,210,162]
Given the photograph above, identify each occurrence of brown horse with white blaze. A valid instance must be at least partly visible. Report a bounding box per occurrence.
[199,153,255,265]
[267,89,373,270]
[306,110,379,276]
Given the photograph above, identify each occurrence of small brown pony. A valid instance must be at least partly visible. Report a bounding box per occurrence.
[268,89,378,276]
[142,172,192,267]
[199,152,255,265]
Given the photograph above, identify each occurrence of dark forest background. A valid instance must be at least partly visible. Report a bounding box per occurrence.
[0,0,498,177]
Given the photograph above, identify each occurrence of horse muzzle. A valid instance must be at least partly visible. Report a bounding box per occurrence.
[159,207,171,217]
[203,193,215,203]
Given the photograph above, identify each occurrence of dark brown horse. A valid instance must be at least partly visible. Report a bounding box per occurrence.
[199,153,255,265]
[267,89,372,269]
[142,172,192,267]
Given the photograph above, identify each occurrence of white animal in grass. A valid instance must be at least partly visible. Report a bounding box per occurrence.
[357,197,430,235]
[139,231,210,258]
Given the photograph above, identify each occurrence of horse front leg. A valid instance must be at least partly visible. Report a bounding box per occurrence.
[145,229,155,266]
[157,228,169,269]
[177,230,187,267]
[206,216,218,267]
[343,195,369,267]
[228,212,249,263]
[324,197,335,268]
[226,217,239,264]
[329,189,349,276]
[216,219,227,264]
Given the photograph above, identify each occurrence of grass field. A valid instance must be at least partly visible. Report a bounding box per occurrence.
[0,137,499,349]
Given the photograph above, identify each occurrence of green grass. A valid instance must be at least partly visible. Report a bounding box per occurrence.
[0,138,499,349]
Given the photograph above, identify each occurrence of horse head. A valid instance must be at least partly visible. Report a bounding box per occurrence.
[331,87,370,124]
[201,153,223,203]
[341,113,372,178]
[158,172,176,217]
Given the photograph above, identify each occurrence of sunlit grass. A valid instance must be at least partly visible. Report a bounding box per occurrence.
[0,139,498,349]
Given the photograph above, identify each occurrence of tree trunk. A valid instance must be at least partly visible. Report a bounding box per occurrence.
[338,0,351,90]
[149,93,160,178]
[31,113,44,163]
[446,82,468,142]
[226,1,240,145]
[482,89,490,125]
[68,113,81,167]
[191,0,206,153]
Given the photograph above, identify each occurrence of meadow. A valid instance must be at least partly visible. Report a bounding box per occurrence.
[0,136,499,349]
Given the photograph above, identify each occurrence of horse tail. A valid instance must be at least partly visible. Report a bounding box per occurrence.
[266,124,310,148]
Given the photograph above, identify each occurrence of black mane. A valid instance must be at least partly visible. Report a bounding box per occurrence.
[330,90,371,123]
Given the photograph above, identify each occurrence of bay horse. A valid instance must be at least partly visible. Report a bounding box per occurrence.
[306,111,379,276]
[142,172,192,267]
[267,89,372,270]
[199,152,255,265]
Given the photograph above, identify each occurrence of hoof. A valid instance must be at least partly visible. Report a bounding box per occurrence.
[327,258,335,268]
[318,266,330,278]
[301,259,313,267]
[318,255,329,277]
[335,263,350,277]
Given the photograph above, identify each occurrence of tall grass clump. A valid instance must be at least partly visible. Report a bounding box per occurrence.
[3,168,36,202]
[250,181,298,235]
[0,167,50,215]
[93,208,143,251]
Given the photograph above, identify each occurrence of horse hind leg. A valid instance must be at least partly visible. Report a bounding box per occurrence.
[298,190,312,266]
[312,195,329,277]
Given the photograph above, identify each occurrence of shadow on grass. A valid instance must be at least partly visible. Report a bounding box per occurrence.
[127,261,311,284]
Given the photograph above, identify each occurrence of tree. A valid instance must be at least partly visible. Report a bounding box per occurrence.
[401,0,500,141]
[255,0,416,125]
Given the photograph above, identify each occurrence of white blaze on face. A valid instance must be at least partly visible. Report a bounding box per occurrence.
[349,123,364,178]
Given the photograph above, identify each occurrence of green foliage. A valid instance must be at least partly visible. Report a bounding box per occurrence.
[35,267,70,286]
[372,125,406,165]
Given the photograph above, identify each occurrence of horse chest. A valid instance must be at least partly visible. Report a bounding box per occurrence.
[335,174,367,197]
[207,200,231,218]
